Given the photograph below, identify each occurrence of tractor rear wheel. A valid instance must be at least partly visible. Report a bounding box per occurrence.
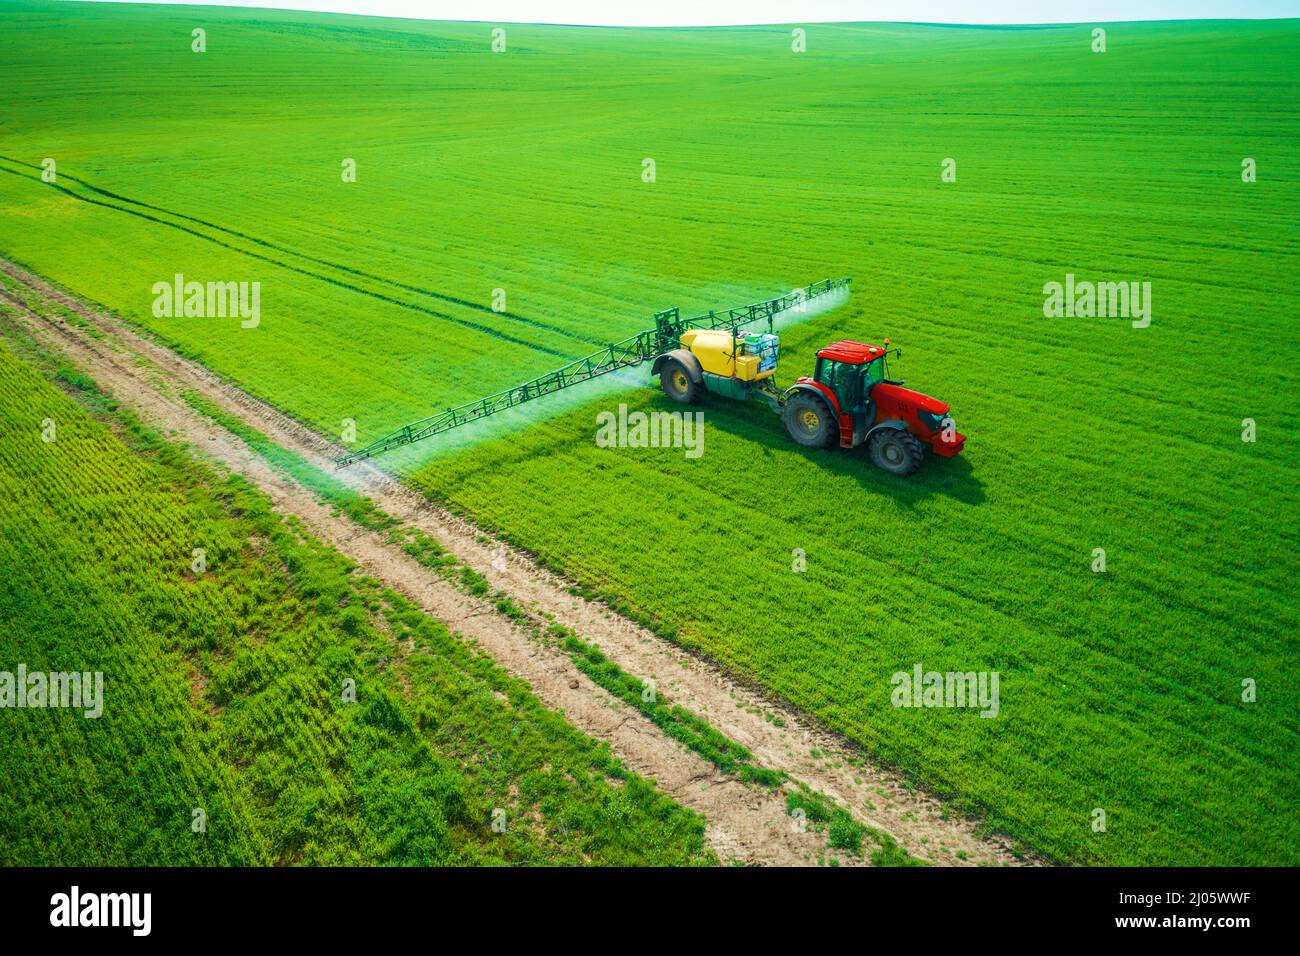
[868,429,925,476]
[660,360,701,404]
[782,393,836,448]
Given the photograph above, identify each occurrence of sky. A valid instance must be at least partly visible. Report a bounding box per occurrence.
[87,0,1300,26]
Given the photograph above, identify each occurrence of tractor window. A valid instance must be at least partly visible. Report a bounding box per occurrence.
[822,361,861,410]
[862,359,885,389]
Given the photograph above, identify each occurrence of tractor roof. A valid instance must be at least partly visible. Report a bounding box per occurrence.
[817,340,887,364]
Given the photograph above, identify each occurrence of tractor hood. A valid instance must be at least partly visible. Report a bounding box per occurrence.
[871,381,949,415]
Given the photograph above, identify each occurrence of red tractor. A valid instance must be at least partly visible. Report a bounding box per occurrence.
[779,340,964,475]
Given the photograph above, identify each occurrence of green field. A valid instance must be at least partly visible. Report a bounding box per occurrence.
[1,2,1296,865]
[0,311,713,866]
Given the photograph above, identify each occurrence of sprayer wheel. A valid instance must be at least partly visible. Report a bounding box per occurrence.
[660,360,701,404]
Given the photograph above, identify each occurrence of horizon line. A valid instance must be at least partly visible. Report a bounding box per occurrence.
[73,2,1300,28]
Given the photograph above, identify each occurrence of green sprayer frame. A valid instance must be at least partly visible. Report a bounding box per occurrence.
[335,277,852,467]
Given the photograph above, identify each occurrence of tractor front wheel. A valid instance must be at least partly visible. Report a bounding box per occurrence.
[782,394,836,448]
[868,429,925,476]
[660,360,701,404]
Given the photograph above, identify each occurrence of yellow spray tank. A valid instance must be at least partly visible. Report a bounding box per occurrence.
[678,329,775,383]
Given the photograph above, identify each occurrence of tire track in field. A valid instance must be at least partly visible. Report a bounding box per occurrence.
[0,161,585,358]
[0,257,1036,868]
[0,155,593,341]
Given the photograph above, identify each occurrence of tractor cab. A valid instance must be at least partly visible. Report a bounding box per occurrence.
[813,340,890,420]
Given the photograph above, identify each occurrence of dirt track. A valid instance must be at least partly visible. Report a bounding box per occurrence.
[0,258,1036,867]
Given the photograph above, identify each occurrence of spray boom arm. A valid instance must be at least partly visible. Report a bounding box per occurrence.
[335,277,852,467]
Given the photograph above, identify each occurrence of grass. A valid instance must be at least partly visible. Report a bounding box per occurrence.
[0,2,1296,864]
[785,787,921,865]
[552,623,785,788]
[0,318,714,866]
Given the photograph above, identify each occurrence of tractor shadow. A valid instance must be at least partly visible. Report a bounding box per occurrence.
[689,394,986,506]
